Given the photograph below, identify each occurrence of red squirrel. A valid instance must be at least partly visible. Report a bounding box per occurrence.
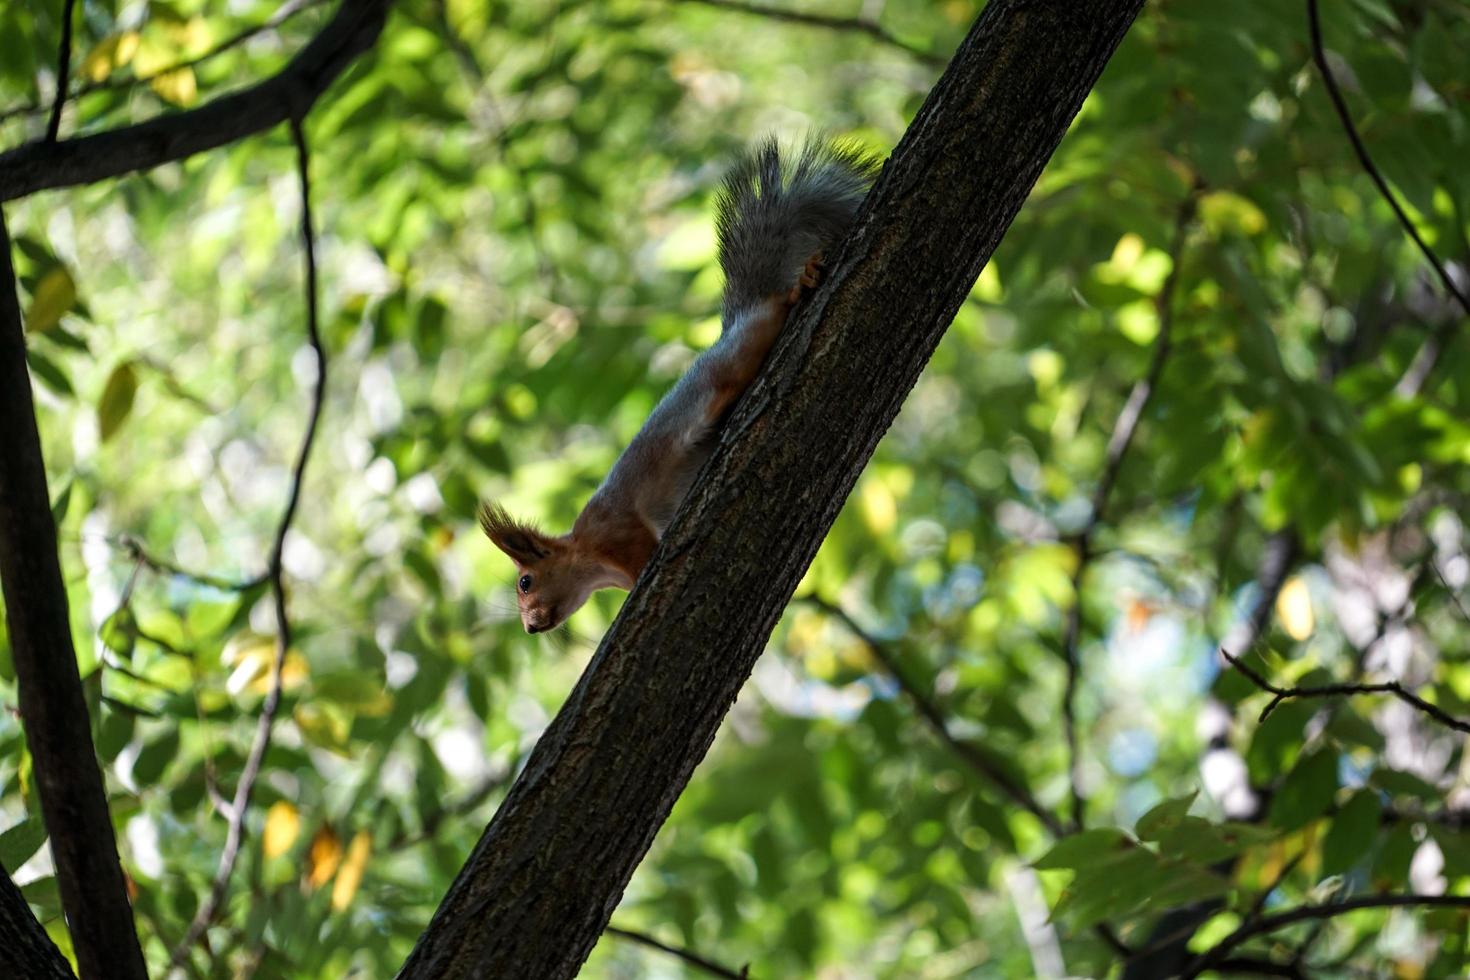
[481,138,878,633]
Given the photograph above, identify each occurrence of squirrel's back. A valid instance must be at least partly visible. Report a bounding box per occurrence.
[715,137,880,319]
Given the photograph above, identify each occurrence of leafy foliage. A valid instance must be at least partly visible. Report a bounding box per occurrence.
[1,0,1468,976]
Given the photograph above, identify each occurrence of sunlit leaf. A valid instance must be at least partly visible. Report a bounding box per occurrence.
[149,67,197,106]
[1275,576,1315,641]
[306,826,342,889]
[79,31,140,82]
[263,801,301,859]
[330,832,372,910]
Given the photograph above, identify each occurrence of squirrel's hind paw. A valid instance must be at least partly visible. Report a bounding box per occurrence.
[787,254,826,304]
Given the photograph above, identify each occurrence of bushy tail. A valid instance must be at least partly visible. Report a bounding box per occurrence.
[715,137,880,318]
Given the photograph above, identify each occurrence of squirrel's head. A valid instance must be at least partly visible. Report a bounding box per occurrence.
[478,503,617,633]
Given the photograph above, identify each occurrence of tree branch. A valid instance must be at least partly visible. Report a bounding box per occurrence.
[0,0,330,126]
[1184,894,1470,979]
[0,867,73,979]
[396,3,1146,975]
[676,0,946,67]
[0,219,149,978]
[1220,648,1470,734]
[0,0,391,203]
[1060,187,1199,829]
[604,926,749,980]
[167,114,328,971]
[45,0,78,142]
[1305,0,1469,396]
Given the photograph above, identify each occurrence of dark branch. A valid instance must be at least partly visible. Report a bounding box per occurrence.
[1221,648,1470,734]
[1306,0,1469,395]
[45,0,78,141]
[168,114,328,970]
[1060,188,1199,828]
[805,596,1065,836]
[0,0,330,127]
[0,0,390,202]
[677,0,946,67]
[0,217,148,978]
[604,926,749,980]
[1185,894,1470,978]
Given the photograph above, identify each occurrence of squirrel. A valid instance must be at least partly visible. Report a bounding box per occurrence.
[480,138,879,633]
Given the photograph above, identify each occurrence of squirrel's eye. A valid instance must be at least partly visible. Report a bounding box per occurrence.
[518,574,532,594]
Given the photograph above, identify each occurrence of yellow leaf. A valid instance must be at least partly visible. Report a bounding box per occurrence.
[222,632,308,697]
[79,32,140,83]
[1276,576,1315,641]
[294,702,350,753]
[330,832,371,910]
[262,802,300,859]
[24,267,76,334]
[149,67,197,107]
[306,826,341,889]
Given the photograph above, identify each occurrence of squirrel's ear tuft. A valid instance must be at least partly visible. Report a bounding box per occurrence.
[478,502,557,564]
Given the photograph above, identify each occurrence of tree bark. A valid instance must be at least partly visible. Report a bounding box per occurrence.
[0,213,147,979]
[397,1,1146,977]
[0,868,73,979]
[0,0,390,203]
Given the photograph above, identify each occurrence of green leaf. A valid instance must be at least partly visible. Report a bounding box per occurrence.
[1321,790,1381,875]
[100,606,137,660]
[24,266,75,334]
[1033,828,1133,871]
[1269,749,1338,831]
[0,818,48,870]
[1136,791,1198,841]
[1369,768,1441,802]
[132,729,180,786]
[25,349,73,396]
[98,361,139,443]
[1156,817,1275,863]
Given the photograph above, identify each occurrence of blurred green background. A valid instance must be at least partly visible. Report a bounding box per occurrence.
[2,0,1469,976]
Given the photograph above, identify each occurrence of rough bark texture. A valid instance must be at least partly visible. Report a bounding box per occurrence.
[0,0,390,203]
[0,212,146,978]
[397,1,1146,977]
[0,868,73,979]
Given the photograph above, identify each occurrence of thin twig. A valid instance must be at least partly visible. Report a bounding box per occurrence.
[805,595,1064,836]
[803,595,1133,958]
[1220,648,1470,734]
[1,0,327,127]
[45,0,78,141]
[1184,894,1470,979]
[120,534,268,593]
[676,0,946,66]
[1061,189,1198,828]
[605,925,750,979]
[1431,559,1470,626]
[1306,0,1469,396]
[167,114,327,971]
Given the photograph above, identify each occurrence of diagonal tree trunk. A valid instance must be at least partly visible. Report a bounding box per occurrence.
[397,0,1147,976]
[0,212,147,979]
